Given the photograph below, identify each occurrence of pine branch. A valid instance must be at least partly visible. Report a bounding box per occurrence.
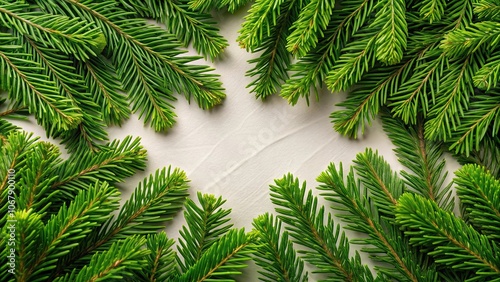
[318,162,435,281]
[135,232,177,282]
[50,136,147,200]
[449,93,500,155]
[36,0,225,131]
[252,213,308,282]
[0,2,105,61]
[119,0,229,60]
[396,193,500,280]
[19,181,120,282]
[455,164,500,242]
[16,141,61,214]
[455,135,500,179]
[52,167,188,279]
[381,112,454,210]
[371,0,408,65]
[77,55,130,126]
[286,0,335,58]
[473,50,500,90]
[0,34,82,132]
[280,0,375,104]
[417,0,446,23]
[177,192,233,272]
[475,0,500,21]
[270,174,375,281]
[325,28,378,92]
[177,228,255,282]
[441,21,500,58]
[245,0,302,99]
[20,35,107,153]
[53,236,148,282]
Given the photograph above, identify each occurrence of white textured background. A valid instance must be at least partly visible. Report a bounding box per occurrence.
[14,8,460,281]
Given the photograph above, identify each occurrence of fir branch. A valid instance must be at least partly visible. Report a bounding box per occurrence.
[177,192,233,272]
[20,36,107,153]
[441,21,500,58]
[119,0,229,60]
[53,236,148,282]
[252,213,308,282]
[20,181,120,282]
[455,164,500,242]
[0,34,82,132]
[455,135,500,179]
[417,0,446,23]
[449,93,500,156]
[280,0,375,104]
[381,112,454,210]
[177,228,255,282]
[36,0,225,131]
[473,50,500,90]
[475,0,500,21]
[77,55,130,126]
[286,0,335,58]
[425,54,480,142]
[270,174,375,281]
[0,2,105,61]
[136,232,177,282]
[246,0,302,99]
[353,149,405,216]
[318,163,434,281]
[396,193,500,280]
[325,28,378,92]
[371,0,408,65]
[16,141,61,213]
[50,136,146,199]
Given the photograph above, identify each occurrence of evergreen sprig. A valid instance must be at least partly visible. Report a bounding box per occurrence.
[237,0,500,157]
[0,128,255,282]
[1,0,229,152]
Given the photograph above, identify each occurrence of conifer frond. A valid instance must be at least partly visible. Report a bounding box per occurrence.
[417,0,446,23]
[19,36,107,153]
[270,174,375,281]
[353,149,405,216]
[220,0,252,13]
[455,164,500,242]
[449,93,500,155]
[473,50,500,90]
[325,29,378,92]
[396,193,500,280]
[371,0,408,65]
[280,0,375,104]
[51,167,188,279]
[51,136,147,199]
[0,2,105,61]
[53,236,148,282]
[77,55,130,126]
[456,135,500,179]
[441,21,500,58]
[35,0,225,131]
[246,0,302,99]
[20,181,120,282]
[17,141,61,213]
[425,54,480,141]
[119,0,229,60]
[252,213,308,282]
[475,0,500,20]
[177,192,233,272]
[188,0,218,12]
[318,162,436,281]
[136,232,177,281]
[381,112,454,210]
[0,34,82,132]
[286,0,335,58]
[177,228,255,282]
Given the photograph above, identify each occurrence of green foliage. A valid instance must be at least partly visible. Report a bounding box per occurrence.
[0,0,228,152]
[0,128,255,282]
[238,0,500,157]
